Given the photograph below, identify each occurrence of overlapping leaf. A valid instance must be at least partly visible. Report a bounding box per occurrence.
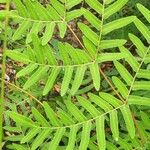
[6,92,136,150]
[6,0,85,44]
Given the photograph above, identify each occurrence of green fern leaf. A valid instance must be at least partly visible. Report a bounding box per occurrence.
[88,93,113,111]
[137,3,150,23]
[21,128,41,144]
[96,116,106,150]
[6,50,30,64]
[12,20,31,41]
[33,1,50,20]
[24,0,39,19]
[100,39,127,49]
[6,111,36,127]
[89,62,100,91]
[43,102,61,126]
[51,0,65,17]
[32,107,50,127]
[120,105,135,139]
[83,36,97,58]
[128,96,150,106]
[58,21,67,38]
[61,66,74,96]
[99,92,122,107]
[65,100,87,122]
[85,0,103,15]
[13,0,29,17]
[110,110,119,141]
[16,63,38,78]
[78,23,99,46]
[137,69,150,79]
[103,16,136,35]
[98,53,124,63]
[58,109,75,125]
[114,61,133,86]
[133,81,150,91]
[66,126,78,150]
[23,66,48,90]
[134,18,150,43]
[66,9,85,22]
[66,0,83,10]
[26,22,42,44]
[44,45,58,65]
[70,66,87,95]
[104,0,128,19]
[77,96,100,118]
[83,9,101,30]
[79,121,92,150]
[31,129,51,150]
[129,33,147,57]
[42,22,56,45]
[120,46,139,72]
[43,68,60,96]
[112,76,128,99]
[48,128,66,150]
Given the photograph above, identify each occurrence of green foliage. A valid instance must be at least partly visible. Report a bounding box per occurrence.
[0,0,150,149]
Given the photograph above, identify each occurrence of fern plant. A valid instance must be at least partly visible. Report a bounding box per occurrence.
[0,0,150,150]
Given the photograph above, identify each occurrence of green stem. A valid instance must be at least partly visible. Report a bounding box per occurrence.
[0,0,10,149]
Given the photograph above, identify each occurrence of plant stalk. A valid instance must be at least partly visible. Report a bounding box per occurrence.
[0,0,10,149]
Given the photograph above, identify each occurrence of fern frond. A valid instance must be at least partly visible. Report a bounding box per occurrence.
[7,89,150,149]
[4,0,134,96]
[6,91,135,150]
[2,1,150,150]
[112,3,150,109]
[80,0,133,55]
[7,0,85,44]
[6,34,125,96]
